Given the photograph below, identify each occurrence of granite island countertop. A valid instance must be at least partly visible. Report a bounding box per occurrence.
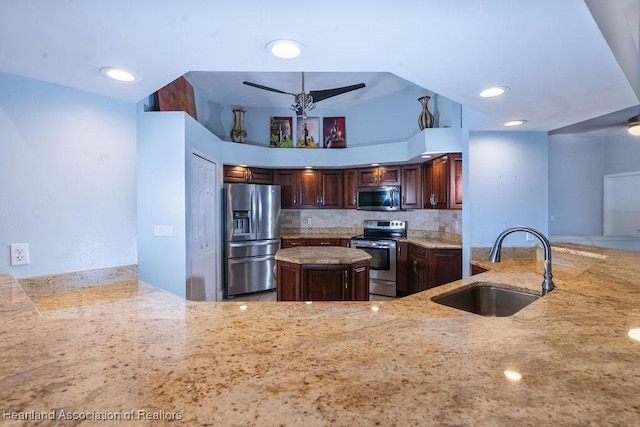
[1,243,639,426]
[275,247,371,264]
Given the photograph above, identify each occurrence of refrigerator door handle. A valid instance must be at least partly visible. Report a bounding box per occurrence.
[228,240,279,249]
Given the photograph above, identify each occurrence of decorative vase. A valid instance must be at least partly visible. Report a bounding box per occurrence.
[231,107,247,143]
[418,96,434,130]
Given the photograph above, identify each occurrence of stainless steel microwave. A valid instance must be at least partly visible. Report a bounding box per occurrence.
[357,186,401,211]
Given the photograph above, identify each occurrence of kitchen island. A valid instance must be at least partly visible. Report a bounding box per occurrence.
[275,246,371,301]
[1,243,639,426]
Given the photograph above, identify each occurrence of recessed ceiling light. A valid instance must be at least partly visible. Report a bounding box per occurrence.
[100,67,135,82]
[265,39,303,59]
[480,86,509,98]
[504,120,527,127]
[371,163,380,167]
[421,154,432,159]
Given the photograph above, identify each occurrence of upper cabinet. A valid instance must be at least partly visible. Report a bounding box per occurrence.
[423,153,462,210]
[273,169,343,209]
[234,153,461,211]
[357,165,401,187]
[223,165,273,184]
[343,169,358,209]
[401,164,423,210]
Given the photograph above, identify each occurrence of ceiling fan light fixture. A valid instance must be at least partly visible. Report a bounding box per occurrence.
[628,122,640,136]
[266,39,303,59]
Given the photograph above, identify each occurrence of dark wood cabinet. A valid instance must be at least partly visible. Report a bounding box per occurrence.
[298,169,320,208]
[223,165,272,184]
[277,260,369,301]
[281,237,343,248]
[357,165,401,187]
[343,169,358,209]
[318,169,343,209]
[471,264,489,275]
[396,241,409,295]
[272,169,298,208]
[428,249,462,287]
[273,169,343,209]
[408,244,428,293]
[281,238,309,248]
[449,153,463,209]
[405,244,462,294]
[423,153,462,210]
[401,164,423,210]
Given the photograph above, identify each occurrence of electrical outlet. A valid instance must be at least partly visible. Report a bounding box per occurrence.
[10,243,30,266]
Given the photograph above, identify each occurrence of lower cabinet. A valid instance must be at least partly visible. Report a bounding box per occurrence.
[471,264,489,275]
[408,245,428,293]
[277,260,370,301]
[281,237,342,248]
[403,244,462,295]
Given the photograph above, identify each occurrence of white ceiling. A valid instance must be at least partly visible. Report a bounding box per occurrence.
[1,0,639,132]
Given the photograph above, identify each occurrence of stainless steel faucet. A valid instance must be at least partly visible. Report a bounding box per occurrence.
[489,226,555,295]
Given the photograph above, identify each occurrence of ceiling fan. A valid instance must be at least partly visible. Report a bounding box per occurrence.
[242,72,366,117]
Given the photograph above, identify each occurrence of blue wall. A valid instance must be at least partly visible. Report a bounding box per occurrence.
[469,131,549,247]
[548,130,640,236]
[137,112,222,298]
[0,71,137,278]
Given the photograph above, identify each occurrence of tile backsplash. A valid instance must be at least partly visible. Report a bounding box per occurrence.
[282,209,462,242]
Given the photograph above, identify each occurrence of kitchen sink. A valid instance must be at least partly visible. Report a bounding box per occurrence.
[431,282,540,317]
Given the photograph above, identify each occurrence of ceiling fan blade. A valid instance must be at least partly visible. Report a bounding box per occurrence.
[242,81,295,96]
[310,83,366,103]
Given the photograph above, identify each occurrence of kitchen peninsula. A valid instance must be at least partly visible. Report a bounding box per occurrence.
[1,242,639,425]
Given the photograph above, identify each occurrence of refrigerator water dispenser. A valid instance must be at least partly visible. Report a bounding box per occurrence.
[232,211,250,236]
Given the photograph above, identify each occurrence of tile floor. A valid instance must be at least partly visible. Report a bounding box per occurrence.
[224,290,395,302]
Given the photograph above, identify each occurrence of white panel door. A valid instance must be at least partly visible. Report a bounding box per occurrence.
[604,172,640,237]
[188,153,218,301]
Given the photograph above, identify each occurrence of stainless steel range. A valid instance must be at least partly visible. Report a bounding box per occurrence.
[350,220,407,297]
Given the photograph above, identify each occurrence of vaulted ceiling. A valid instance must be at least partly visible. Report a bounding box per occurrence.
[1,1,638,133]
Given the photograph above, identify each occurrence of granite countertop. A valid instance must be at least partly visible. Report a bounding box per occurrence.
[275,247,371,264]
[281,231,462,249]
[1,243,639,425]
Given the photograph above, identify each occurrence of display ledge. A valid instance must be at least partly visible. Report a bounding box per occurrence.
[219,127,462,168]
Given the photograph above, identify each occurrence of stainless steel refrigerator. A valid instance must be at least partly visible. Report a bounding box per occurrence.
[224,183,281,297]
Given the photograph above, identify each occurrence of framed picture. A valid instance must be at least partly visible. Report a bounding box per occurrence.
[270,116,293,148]
[323,117,346,148]
[296,117,320,148]
[156,76,197,120]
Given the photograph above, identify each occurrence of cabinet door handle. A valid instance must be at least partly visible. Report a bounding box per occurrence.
[248,170,252,181]
[398,246,401,255]
[344,270,348,289]
[413,260,418,273]
[293,195,297,206]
